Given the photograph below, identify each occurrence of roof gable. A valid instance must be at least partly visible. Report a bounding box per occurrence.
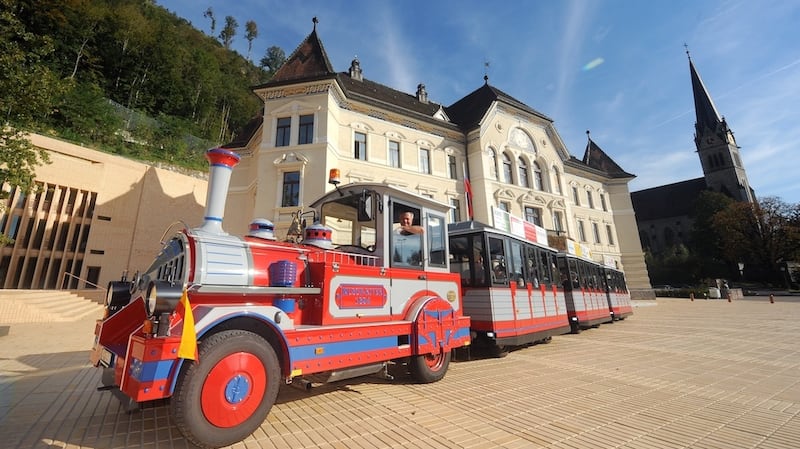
[582,137,634,178]
[446,81,552,130]
[269,28,335,84]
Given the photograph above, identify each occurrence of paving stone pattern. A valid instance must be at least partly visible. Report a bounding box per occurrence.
[1,296,799,448]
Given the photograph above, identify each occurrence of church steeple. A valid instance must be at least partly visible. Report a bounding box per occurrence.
[688,49,755,204]
[689,53,724,140]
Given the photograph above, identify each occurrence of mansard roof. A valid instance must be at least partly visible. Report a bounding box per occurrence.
[630,177,708,221]
[336,73,452,125]
[582,137,635,179]
[445,81,552,130]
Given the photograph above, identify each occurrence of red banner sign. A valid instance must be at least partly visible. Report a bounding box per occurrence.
[335,284,388,309]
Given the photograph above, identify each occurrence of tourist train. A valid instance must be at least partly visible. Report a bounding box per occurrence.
[90,148,632,448]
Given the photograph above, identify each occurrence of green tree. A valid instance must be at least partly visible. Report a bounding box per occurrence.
[260,45,286,79]
[203,7,215,35]
[713,197,800,284]
[688,191,734,280]
[55,81,123,144]
[0,0,65,245]
[219,15,238,50]
[8,0,276,169]
[245,20,258,61]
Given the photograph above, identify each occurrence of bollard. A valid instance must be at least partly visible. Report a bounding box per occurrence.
[727,292,731,302]
[770,294,774,304]
[690,292,694,301]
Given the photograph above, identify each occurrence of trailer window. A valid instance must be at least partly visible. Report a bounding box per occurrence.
[488,237,507,284]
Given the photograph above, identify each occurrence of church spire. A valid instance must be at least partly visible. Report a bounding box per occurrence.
[689,51,723,138]
[687,49,755,204]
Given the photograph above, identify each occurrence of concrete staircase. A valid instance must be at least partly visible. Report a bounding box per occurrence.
[0,289,105,324]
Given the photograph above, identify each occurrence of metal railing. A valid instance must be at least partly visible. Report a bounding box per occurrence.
[60,271,105,292]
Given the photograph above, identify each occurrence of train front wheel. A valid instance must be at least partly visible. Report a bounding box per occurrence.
[171,330,280,449]
[409,348,451,383]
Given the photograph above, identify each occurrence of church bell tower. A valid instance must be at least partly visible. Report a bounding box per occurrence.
[689,52,755,203]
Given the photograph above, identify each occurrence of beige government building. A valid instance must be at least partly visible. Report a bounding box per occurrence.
[0,23,653,298]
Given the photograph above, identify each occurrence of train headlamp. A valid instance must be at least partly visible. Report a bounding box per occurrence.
[105,280,133,315]
[144,280,183,317]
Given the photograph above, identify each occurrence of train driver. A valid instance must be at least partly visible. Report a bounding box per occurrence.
[393,210,423,266]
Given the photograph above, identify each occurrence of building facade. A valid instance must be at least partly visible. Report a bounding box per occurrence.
[222,23,653,297]
[0,134,208,290]
[0,23,654,297]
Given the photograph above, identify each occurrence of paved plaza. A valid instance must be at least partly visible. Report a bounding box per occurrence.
[1,295,799,448]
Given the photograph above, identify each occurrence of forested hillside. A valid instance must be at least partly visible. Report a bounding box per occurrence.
[2,0,285,170]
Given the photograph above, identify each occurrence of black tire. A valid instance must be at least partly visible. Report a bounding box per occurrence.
[409,349,451,383]
[490,344,510,358]
[171,330,280,449]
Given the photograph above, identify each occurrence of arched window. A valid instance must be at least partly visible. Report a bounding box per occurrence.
[518,157,529,188]
[533,161,543,190]
[552,167,562,194]
[488,148,498,179]
[502,153,513,184]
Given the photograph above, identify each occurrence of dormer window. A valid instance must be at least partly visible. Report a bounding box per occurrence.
[349,57,363,81]
[416,83,428,103]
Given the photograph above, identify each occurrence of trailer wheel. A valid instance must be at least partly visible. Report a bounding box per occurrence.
[409,348,451,383]
[490,345,509,358]
[171,330,280,449]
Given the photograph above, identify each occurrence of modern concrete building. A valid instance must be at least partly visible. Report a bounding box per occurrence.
[221,23,653,297]
[0,134,208,290]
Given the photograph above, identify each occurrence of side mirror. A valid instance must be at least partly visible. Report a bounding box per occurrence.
[357,191,372,222]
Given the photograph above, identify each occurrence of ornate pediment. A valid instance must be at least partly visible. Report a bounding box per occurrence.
[518,191,547,205]
[493,188,516,200]
[273,152,309,166]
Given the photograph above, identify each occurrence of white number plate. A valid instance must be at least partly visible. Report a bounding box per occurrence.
[100,349,114,367]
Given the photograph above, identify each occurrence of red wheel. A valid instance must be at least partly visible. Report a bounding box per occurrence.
[201,352,267,427]
[409,348,451,383]
[172,330,280,449]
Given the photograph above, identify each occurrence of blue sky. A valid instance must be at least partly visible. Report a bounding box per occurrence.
[158,0,800,204]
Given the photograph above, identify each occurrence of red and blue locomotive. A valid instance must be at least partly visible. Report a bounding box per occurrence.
[90,148,471,448]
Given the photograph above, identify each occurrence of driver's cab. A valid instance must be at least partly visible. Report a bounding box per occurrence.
[309,176,450,273]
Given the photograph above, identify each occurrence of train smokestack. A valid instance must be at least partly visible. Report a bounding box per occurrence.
[199,148,240,234]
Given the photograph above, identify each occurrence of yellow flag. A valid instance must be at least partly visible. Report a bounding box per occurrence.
[177,290,197,360]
